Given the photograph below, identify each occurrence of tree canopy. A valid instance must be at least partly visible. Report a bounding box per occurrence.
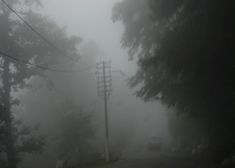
[0,0,81,167]
[113,0,235,149]
[56,101,95,166]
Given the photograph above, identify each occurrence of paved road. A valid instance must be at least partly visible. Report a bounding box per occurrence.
[111,154,216,168]
[92,151,219,168]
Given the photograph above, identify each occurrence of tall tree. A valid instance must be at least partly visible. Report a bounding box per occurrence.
[56,101,94,166]
[0,1,81,167]
[113,0,235,156]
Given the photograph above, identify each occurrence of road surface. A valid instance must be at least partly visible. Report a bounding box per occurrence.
[90,150,219,168]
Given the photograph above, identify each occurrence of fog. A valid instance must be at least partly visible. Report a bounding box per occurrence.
[10,0,169,167]
[0,0,234,168]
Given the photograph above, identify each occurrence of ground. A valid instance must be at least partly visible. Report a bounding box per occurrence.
[87,149,219,168]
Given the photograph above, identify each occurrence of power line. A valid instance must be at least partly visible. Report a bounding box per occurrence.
[0,51,90,73]
[1,0,71,59]
[0,0,90,73]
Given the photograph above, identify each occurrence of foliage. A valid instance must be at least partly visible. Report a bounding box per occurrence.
[0,0,81,167]
[56,101,95,166]
[168,111,206,149]
[113,0,235,152]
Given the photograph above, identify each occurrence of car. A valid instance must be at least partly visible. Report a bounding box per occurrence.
[147,136,162,151]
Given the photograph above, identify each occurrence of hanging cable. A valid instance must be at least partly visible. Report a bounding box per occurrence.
[1,0,74,59]
[0,51,90,73]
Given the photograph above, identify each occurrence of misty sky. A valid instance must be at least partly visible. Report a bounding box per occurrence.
[41,0,135,74]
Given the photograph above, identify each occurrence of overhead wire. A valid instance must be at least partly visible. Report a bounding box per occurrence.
[0,0,91,73]
[1,0,69,58]
[0,50,91,73]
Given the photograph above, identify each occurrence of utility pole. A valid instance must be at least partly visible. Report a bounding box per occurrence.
[96,61,112,162]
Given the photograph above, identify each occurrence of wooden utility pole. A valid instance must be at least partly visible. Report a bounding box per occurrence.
[96,61,112,162]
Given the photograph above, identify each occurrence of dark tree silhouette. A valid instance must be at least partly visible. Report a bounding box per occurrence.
[113,0,235,159]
